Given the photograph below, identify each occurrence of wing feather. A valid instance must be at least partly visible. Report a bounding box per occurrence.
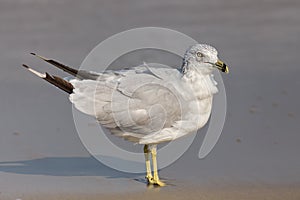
[70,67,184,139]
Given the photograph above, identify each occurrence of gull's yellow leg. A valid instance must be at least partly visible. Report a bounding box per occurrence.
[144,145,154,184]
[151,145,166,186]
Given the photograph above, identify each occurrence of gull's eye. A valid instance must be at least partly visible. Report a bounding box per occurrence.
[196,52,204,57]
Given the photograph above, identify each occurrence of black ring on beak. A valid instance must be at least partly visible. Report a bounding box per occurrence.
[215,60,229,73]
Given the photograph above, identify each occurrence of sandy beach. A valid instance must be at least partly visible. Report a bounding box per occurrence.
[3,184,300,200]
[0,0,299,199]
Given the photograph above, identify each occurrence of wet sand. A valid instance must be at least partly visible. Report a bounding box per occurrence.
[3,184,300,200]
[0,0,300,199]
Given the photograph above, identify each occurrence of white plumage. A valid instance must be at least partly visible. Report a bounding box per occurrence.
[23,44,228,186]
[69,64,215,144]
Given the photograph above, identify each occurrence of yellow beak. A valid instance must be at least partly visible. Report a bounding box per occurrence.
[215,60,229,73]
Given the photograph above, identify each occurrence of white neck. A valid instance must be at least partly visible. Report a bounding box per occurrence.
[181,63,218,100]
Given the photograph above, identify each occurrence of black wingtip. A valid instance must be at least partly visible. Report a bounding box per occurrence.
[30,52,49,61]
[22,64,29,69]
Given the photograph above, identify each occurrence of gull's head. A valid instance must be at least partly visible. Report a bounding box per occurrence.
[183,44,229,74]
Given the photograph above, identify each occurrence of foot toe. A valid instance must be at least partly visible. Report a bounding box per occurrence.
[153,179,166,187]
[145,176,154,184]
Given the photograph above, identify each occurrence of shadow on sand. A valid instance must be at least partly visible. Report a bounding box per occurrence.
[0,156,144,179]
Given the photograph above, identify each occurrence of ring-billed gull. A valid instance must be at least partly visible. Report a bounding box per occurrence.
[22,44,228,186]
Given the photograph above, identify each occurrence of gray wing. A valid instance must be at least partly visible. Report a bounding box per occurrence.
[70,66,184,137]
